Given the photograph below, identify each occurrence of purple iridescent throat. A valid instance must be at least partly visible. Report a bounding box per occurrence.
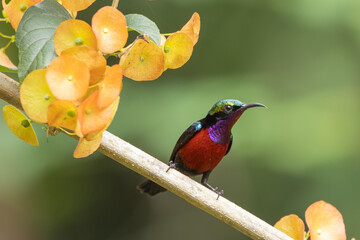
[208,110,244,145]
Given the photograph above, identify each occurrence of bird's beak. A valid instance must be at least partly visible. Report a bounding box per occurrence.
[240,103,266,110]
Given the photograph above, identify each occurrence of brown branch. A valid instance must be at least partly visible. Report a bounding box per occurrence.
[0,72,292,240]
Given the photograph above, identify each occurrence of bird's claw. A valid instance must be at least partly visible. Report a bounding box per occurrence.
[202,182,224,200]
[166,161,176,173]
[213,187,224,200]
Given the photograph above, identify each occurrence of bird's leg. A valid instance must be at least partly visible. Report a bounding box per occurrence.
[166,160,176,173]
[201,171,224,200]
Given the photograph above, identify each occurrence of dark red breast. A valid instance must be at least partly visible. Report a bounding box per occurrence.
[176,128,230,174]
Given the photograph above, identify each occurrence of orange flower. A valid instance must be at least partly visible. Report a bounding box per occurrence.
[274,214,305,240]
[85,95,119,141]
[0,49,17,68]
[2,0,36,29]
[54,19,97,55]
[275,201,346,240]
[91,6,128,54]
[163,32,193,69]
[61,46,106,85]
[61,0,96,12]
[3,105,39,146]
[73,134,103,158]
[180,12,200,46]
[121,39,165,81]
[77,90,119,135]
[46,54,90,101]
[20,69,55,123]
[47,100,78,131]
[97,65,123,109]
[305,201,346,240]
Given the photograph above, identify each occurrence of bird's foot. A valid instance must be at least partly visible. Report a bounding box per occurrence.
[212,187,224,200]
[202,183,224,200]
[166,161,176,173]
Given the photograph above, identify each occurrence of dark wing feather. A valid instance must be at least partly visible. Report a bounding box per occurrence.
[225,134,233,155]
[169,121,202,162]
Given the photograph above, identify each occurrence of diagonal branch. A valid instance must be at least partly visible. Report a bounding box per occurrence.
[0,72,292,240]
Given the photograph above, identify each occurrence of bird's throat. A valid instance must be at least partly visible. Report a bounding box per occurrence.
[208,110,243,145]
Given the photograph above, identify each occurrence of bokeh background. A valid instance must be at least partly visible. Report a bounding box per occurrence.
[1,0,360,239]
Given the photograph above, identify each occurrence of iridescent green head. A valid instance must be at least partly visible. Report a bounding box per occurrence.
[208,99,265,120]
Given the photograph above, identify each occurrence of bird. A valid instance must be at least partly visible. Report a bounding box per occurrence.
[137,99,265,197]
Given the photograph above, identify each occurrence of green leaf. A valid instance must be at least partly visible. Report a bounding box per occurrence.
[125,14,161,46]
[0,65,18,73]
[15,0,71,83]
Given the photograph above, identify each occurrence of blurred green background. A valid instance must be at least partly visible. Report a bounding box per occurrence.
[1,0,359,239]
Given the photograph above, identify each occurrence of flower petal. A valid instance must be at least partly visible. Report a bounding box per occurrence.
[305,200,346,240]
[61,46,106,85]
[2,0,36,30]
[121,39,165,81]
[54,19,97,55]
[163,32,193,69]
[73,134,102,158]
[47,100,77,131]
[92,6,128,54]
[3,105,38,146]
[97,65,123,109]
[274,214,305,240]
[180,12,200,45]
[0,49,17,68]
[78,90,119,135]
[20,69,55,123]
[61,0,96,12]
[86,96,119,141]
[46,54,90,101]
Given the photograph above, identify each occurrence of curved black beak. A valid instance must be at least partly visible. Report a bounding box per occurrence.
[240,102,266,110]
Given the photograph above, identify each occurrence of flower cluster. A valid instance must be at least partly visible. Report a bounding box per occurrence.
[120,12,200,81]
[274,201,347,240]
[1,0,200,157]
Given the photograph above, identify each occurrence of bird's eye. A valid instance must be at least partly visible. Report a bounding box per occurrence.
[224,105,232,112]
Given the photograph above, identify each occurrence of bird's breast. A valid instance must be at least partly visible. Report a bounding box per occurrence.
[176,128,229,174]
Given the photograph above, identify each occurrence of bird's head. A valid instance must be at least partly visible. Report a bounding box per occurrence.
[208,99,266,122]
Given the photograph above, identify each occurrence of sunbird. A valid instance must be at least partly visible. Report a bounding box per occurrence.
[137,99,265,197]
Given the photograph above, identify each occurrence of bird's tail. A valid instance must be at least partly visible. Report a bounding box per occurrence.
[137,180,167,196]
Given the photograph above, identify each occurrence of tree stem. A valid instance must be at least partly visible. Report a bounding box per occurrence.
[111,0,120,8]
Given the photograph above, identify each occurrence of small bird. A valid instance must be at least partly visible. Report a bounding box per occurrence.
[137,99,265,197]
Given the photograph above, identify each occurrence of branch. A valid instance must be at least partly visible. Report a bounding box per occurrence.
[0,72,292,240]
[111,0,120,9]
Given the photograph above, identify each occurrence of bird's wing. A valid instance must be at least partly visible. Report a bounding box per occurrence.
[169,121,202,162]
[225,134,233,155]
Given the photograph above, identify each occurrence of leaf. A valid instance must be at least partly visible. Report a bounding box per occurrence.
[125,14,161,46]
[15,0,72,83]
[0,65,18,73]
